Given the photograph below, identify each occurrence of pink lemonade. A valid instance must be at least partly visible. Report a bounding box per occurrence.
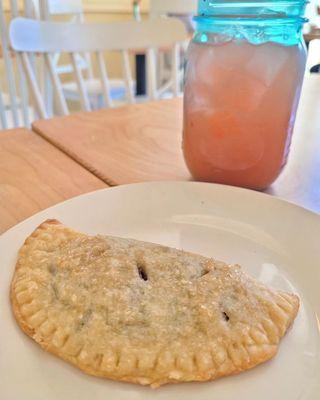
[183,40,306,190]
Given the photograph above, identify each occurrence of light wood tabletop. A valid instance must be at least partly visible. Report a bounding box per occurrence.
[32,75,320,213]
[0,128,107,234]
[33,98,191,186]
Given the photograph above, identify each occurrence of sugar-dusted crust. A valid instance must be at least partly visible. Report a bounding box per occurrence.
[11,220,299,388]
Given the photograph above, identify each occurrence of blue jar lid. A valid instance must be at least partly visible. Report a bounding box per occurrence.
[195,0,308,45]
[198,0,308,18]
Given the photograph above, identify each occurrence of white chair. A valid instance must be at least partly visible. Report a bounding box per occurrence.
[36,0,131,110]
[0,0,36,129]
[9,17,188,118]
[36,0,91,76]
[149,0,197,97]
[33,0,94,112]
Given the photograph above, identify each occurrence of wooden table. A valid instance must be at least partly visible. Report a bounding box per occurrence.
[2,75,319,235]
[33,75,320,214]
[33,99,191,185]
[0,129,106,234]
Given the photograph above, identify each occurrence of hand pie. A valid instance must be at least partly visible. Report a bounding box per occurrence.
[11,220,299,387]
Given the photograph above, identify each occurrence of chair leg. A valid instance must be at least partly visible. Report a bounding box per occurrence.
[121,50,135,104]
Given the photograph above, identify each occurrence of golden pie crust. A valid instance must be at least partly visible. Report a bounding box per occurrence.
[11,220,299,387]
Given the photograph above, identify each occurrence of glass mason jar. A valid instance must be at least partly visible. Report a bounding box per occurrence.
[183,0,307,190]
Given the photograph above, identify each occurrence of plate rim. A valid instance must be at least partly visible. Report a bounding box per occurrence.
[1,181,319,239]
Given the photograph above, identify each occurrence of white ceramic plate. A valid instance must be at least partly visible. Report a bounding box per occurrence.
[1,182,319,400]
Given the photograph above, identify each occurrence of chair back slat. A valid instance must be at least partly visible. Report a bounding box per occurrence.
[0,1,20,127]
[44,53,69,115]
[24,0,36,17]
[121,50,135,104]
[70,52,91,111]
[146,48,157,100]
[9,0,18,16]
[11,0,30,126]
[96,51,112,108]
[0,1,36,128]
[171,43,180,97]
[21,52,48,118]
[0,90,8,129]
[16,54,30,126]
